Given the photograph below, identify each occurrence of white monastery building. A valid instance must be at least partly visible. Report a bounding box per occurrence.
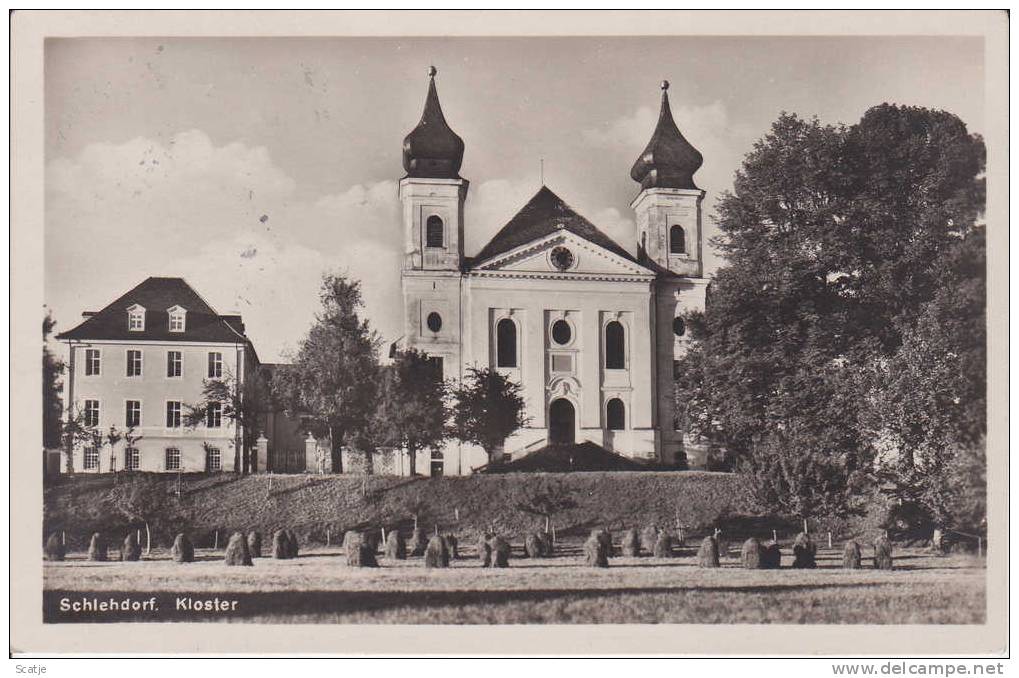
[396,69,710,472]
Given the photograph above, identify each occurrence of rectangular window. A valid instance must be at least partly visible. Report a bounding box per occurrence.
[83,399,100,428]
[127,349,143,377]
[125,447,140,471]
[206,447,221,472]
[128,311,144,331]
[125,400,142,427]
[208,351,223,378]
[551,353,573,373]
[165,447,181,471]
[166,401,181,428]
[167,350,182,377]
[83,446,99,470]
[84,349,101,376]
[169,312,185,332]
[206,402,222,428]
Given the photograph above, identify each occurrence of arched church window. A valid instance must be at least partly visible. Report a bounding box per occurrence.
[426,312,442,333]
[673,317,686,337]
[426,215,444,248]
[606,398,625,431]
[670,225,686,254]
[496,318,517,368]
[605,321,625,369]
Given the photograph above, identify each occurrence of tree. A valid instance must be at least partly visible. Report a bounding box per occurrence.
[513,476,578,533]
[449,366,528,466]
[103,475,186,552]
[43,311,64,450]
[184,369,271,473]
[271,274,382,473]
[372,349,448,476]
[675,105,985,521]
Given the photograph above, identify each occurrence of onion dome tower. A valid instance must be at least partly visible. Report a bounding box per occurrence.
[630,80,703,191]
[402,65,465,179]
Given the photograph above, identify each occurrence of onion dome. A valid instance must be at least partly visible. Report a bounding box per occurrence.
[630,80,703,191]
[402,66,465,179]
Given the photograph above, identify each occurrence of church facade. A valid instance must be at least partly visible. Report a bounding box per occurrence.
[398,69,710,474]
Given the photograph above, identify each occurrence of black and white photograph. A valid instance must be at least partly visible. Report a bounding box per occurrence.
[10,9,1009,660]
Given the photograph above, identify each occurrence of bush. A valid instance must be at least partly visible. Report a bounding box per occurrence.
[620,528,640,557]
[285,529,300,558]
[87,533,107,562]
[583,535,609,567]
[171,533,194,563]
[442,534,459,560]
[653,532,673,558]
[640,526,659,554]
[843,539,862,569]
[791,533,817,569]
[696,536,719,568]
[740,537,763,569]
[272,529,290,559]
[524,533,544,558]
[424,535,450,568]
[410,528,428,556]
[121,532,142,562]
[761,541,782,569]
[477,534,492,566]
[44,533,65,562]
[874,534,894,570]
[247,531,262,558]
[224,531,253,566]
[488,536,510,568]
[344,531,379,568]
[384,530,406,560]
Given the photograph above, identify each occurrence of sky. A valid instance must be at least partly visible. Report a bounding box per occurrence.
[45,36,984,362]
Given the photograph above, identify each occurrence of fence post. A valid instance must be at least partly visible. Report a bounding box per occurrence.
[255,435,269,474]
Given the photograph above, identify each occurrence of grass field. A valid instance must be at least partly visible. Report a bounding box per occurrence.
[43,541,986,625]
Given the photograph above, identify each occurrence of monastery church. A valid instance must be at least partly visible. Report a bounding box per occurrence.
[395,68,710,473]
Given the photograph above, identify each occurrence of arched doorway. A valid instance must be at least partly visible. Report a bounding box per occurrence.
[549,398,576,445]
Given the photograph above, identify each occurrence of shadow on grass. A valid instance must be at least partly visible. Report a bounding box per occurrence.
[44,580,899,623]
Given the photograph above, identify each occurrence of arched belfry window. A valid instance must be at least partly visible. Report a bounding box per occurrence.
[670,225,686,254]
[605,321,625,369]
[606,398,626,431]
[496,318,517,368]
[426,215,444,248]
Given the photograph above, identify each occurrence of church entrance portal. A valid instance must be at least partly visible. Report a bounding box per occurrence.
[549,399,576,445]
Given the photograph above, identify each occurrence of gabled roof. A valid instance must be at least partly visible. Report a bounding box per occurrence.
[470,186,637,267]
[56,277,251,345]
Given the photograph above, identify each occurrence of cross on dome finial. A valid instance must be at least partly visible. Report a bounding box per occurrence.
[661,80,669,91]
[428,65,437,78]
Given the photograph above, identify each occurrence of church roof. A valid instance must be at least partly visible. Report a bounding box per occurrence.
[402,67,465,180]
[55,276,253,345]
[471,185,637,265]
[630,81,703,191]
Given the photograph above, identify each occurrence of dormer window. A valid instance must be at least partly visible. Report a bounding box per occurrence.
[167,305,187,333]
[127,304,146,331]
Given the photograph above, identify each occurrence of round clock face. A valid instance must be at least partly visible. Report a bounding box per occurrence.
[550,246,574,271]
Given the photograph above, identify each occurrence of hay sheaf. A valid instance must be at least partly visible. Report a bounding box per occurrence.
[761,541,782,569]
[696,536,719,568]
[640,526,659,554]
[792,533,817,569]
[271,529,290,559]
[284,529,300,558]
[384,530,407,560]
[524,533,544,558]
[171,533,195,563]
[247,531,262,558]
[410,528,428,557]
[121,532,142,562]
[621,528,640,557]
[537,532,554,556]
[740,537,763,569]
[592,529,614,557]
[44,533,65,562]
[652,532,673,558]
[477,534,492,566]
[343,531,379,568]
[443,534,459,560]
[87,533,107,562]
[488,536,510,568]
[224,531,253,566]
[424,535,450,568]
[584,535,609,567]
[843,539,863,569]
[874,534,894,570]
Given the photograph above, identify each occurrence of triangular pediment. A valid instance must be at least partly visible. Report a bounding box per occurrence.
[470,230,655,278]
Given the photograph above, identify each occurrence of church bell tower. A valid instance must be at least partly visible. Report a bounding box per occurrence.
[399,67,468,380]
